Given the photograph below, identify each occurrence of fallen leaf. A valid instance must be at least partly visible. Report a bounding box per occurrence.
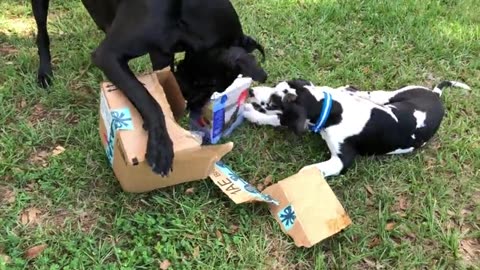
[385,222,396,231]
[24,244,47,260]
[405,232,416,240]
[0,253,11,264]
[277,49,285,56]
[363,258,376,267]
[461,209,473,217]
[20,99,27,109]
[184,234,195,239]
[185,188,195,195]
[20,208,42,225]
[215,230,223,240]
[263,175,273,186]
[51,146,66,157]
[365,185,374,195]
[362,67,370,74]
[230,224,240,233]
[192,246,200,258]
[159,259,171,270]
[368,237,381,248]
[398,196,408,211]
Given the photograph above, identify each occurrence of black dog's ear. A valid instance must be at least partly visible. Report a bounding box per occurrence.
[236,35,266,62]
[221,47,268,83]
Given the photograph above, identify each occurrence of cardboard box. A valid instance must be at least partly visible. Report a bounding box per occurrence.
[99,68,233,193]
[98,68,351,247]
[190,76,252,144]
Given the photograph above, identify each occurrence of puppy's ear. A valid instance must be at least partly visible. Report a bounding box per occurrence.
[283,93,298,103]
[281,102,307,135]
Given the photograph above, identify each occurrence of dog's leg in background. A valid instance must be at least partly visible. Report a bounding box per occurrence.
[149,51,175,71]
[31,0,53,88]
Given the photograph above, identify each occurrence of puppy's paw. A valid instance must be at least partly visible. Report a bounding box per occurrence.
[244,103,255,112]
[300,164,323,174]
[146,126,174,177]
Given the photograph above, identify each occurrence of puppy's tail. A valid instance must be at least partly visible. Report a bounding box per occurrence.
[433,81,471,96]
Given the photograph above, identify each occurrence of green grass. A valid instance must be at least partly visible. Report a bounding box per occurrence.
[1,0,479,269]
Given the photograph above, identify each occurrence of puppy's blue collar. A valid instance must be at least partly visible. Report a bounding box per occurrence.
[310,92,333,133]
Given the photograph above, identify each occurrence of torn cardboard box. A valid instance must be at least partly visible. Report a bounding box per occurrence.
[210,163,352,248]
[99,68,233,193]
[98,68,351,247]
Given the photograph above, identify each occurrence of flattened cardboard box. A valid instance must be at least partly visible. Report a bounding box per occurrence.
[98,68,351,247]
[99,68,233,193]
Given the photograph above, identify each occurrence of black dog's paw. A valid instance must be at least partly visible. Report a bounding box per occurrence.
[146,126,174,177]
[37,68,53,88]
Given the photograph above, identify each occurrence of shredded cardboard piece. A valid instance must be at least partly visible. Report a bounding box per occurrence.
[263,167,352,248]
[209,162,279,205]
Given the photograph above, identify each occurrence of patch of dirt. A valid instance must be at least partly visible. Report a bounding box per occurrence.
[0,43,18,56]
[264,229,299,270]
[0,186,15,204]
[28,149,50,167]
[460,238,480,266]
[27,103,64,125]
[45,209,98,233]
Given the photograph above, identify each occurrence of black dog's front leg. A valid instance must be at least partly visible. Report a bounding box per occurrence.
[149,50,175,71]
[93,44,174,176]
[31,0,53,88]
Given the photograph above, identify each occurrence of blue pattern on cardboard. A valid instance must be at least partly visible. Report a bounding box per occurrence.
[278,205,296,231]
[215,162,279,205]
[105,108,134,165]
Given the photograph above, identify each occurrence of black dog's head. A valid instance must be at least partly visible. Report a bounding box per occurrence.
[174,41,267,112]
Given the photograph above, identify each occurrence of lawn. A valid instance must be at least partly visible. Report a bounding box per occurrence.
[1,0,479,269]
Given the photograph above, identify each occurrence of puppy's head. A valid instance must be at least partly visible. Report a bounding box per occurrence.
[175,46,267,111]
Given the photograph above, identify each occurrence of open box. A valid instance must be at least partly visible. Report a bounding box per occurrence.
[98,68,351,247]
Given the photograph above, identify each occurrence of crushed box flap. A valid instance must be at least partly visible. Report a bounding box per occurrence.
[101,70,200,165]
[209,162,279,205]
[263,168,352,248]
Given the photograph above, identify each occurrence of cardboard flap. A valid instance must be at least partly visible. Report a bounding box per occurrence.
[263,168,352,248]
[101,71,200,165]
[210,162,279,205]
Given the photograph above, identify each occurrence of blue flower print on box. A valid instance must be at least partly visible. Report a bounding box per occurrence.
[278,205,296,231]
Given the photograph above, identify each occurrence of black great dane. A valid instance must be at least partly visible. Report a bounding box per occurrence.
[31,0,267,176]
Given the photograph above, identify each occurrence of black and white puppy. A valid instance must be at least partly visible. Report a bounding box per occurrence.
[244,80,471,177]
